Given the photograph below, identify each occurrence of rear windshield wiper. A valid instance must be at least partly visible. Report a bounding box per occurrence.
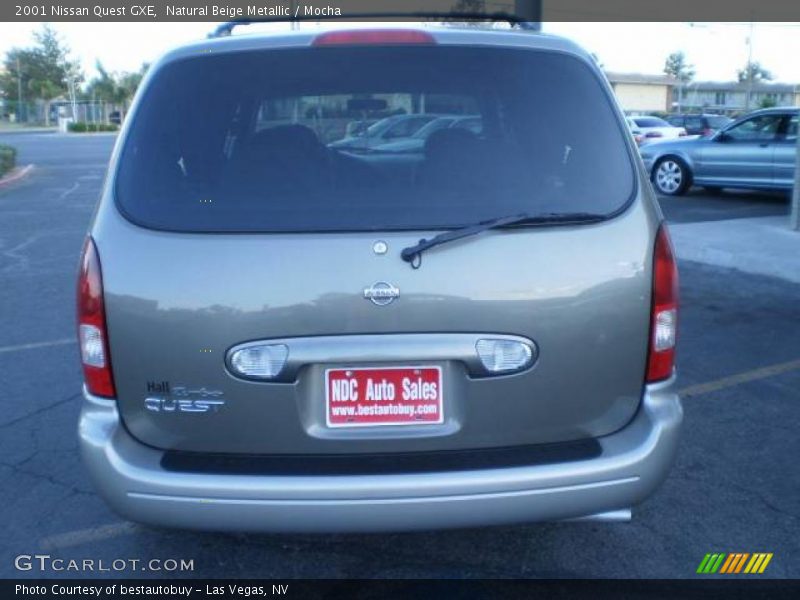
[400,212,606,268]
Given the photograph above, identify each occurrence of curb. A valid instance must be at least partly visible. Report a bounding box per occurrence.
[63,131,119,136]
[0,164,35,188]
[0,128,57,135]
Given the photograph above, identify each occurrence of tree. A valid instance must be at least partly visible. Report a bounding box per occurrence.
[737,61,773,84]
[664,51,695,83]
[0,48,37,109]
[738,61,774,111]
[86,61,149,122]
[758,96,777,109]
[664,51,695,113]
[87,62,122,103]
[116,63,149,114]
[0,24,81,125]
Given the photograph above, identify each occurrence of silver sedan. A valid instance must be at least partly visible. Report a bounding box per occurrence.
[640,108,798,195]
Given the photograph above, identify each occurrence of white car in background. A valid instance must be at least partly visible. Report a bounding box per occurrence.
[626,119,645,146]
[627,116,686,145]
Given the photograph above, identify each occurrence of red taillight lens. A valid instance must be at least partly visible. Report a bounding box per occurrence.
[77,238,115,397]
[645,131,663,138]
[312,29,436,46]
[647,224,679,382]
[702,128,713,136]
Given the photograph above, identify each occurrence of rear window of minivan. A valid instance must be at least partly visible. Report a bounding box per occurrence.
[115,45,634,232]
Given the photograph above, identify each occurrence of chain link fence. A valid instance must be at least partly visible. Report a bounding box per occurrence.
[0,100,122,128]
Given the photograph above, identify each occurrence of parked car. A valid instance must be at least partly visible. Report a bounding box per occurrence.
[666,114,732,137]
[626,118,646,146]
[627,116,686,144]
[372,115,483,153]
[343,118,378,138]
[329,113,441,152]
[641,107,798,195]
[77,25,682,533]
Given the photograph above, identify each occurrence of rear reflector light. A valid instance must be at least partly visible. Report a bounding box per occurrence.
[647,224,679,382]
[77,238,116,397]
[79,324,105,367]
[229,344,289,380]
[476,339,534,374]
[312,30,436,46]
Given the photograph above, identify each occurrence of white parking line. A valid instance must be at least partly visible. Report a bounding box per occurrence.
[0,338,76,354]
[679,358,800,398]
[40,522,139,551]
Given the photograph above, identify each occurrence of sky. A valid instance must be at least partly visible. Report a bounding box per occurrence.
[1,21,800,83]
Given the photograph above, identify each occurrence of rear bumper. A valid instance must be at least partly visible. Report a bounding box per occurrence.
[78,380,682,533]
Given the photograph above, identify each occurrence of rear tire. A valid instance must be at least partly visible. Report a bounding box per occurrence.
[653,158,691,196]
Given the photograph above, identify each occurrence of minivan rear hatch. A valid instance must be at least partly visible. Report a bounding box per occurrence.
[98,36,653,455]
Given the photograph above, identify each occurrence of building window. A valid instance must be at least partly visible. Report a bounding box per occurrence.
[715,92,726,105]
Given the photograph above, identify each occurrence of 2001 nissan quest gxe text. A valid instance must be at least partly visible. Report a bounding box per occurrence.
[76,25,682,532]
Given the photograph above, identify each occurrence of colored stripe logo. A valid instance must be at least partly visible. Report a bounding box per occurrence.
[697,553,773,574]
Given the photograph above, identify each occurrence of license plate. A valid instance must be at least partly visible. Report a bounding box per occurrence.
[326,366,443,428]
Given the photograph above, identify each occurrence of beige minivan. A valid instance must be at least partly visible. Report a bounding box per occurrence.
[77,24,682,532]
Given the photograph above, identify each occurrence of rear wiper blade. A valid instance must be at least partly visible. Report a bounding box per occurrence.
[400,212,605,268]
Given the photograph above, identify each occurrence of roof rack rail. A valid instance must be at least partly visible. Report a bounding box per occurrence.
[208,12,541,39]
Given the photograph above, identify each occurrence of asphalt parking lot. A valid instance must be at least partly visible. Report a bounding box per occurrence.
[0,132,798,579]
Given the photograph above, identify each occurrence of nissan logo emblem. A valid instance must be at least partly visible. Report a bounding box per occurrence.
[363,282,400,306]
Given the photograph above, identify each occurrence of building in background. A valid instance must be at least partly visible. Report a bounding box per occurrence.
[606,72,800,117]
[606,72,676,115]
[677,81,800,116]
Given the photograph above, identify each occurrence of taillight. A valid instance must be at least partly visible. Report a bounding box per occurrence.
[647,225,679,382]
[312,29,436,46]
[645,131,663,138]
[702,128,713,136]
[77,237,115,397]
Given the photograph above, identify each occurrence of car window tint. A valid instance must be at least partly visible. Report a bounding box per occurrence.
[685,117,703,130]
[707,116,731,129]
[383,116,437,139]
[414,117,456,139]
[634,117,668,128]
[782,115,798,142]
[116,47,634,233]
[725,114,783,142]
[454,117,483,134]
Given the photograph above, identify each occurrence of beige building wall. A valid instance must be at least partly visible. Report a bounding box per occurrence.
[612,83,670,113]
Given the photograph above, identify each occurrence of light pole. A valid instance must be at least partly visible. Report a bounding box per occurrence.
[744,21,754,111]
[791,124,800,231]
[16,56,23,123]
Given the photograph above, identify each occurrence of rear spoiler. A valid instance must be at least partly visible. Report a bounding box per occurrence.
[208,11,542,38]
